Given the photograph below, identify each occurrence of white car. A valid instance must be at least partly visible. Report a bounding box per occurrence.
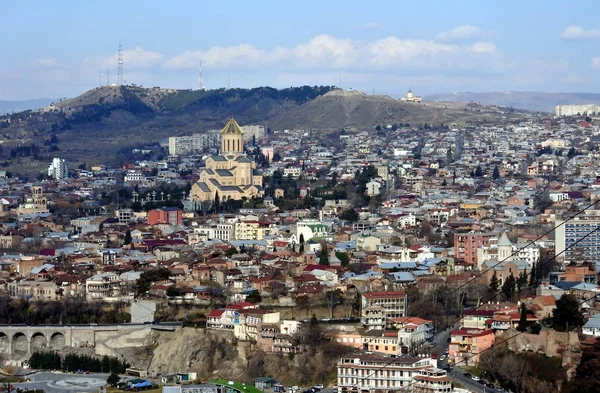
[472,376,480,381]
[439,355,446,361]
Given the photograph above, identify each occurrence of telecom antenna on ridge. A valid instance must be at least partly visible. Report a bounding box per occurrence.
[227,72,231,90]
[117,43,124,85]
[198,60,206,91]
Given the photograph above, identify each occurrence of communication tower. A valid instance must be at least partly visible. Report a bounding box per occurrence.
[117,43,124,85]
[198,60,205,91]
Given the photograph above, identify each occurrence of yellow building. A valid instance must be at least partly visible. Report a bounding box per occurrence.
[190,118,264,202]
[16,185,49,215]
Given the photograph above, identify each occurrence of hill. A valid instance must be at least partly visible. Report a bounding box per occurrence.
[425,91,600,112]
[269,89,524,131]
[0,85,529,170]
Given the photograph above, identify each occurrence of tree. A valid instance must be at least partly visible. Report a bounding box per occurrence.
[340,208,359,222]
[529,264,537,288]
[517,303,528,332]
[502,273,516,301]
[325,289,343,319]
[246,290,262,304]
[123,230,132,245]
[489,271,500,293]
[299,233,305,245]
[107,372,120,387]
[493,165,500,180]
[299,243,305,253]
[166,286,181,297]
[474,165,484,177]
[565,338,600,393]
[296,295,311,316]
[319,248,329,265]
[214,191,220,212]
[335,251,350,267]
[553,293,584,331]
[517,270,527,292]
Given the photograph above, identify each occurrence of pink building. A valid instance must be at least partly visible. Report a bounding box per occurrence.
[449,328,495,366]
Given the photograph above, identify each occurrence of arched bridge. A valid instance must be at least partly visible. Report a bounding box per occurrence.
[0,323,181,361]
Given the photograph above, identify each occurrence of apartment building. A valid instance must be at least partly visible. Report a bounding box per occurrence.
[448,328,495,366]
[454,232,493,264]
[337,354,451,393]
[85,272,122,302]
[361,291,408,329]
[555,218,600,265]
[148,207,183,226]
[234,220,278,240]
[194,223,235,242]
[391,317,434,353]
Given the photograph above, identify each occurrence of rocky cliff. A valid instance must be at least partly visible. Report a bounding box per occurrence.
[147,328,347,385]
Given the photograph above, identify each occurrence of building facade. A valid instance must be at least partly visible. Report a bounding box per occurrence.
[148,207,183,225]
[337,354,450,393]
[48,157,68,180]
[555,218,600,266]
[189,118,264,202]
[361,291,408,329]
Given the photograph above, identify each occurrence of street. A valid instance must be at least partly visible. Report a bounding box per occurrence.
[449,370,487,393]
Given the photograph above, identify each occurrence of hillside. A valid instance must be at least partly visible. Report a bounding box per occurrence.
[269,89,525,131]
[425,91,600,112]
[0,85,528,168]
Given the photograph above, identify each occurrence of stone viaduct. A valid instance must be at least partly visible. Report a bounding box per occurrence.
[0,323,180,362]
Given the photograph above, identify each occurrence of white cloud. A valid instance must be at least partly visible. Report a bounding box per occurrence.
[163,34,497,72]
[469,42,496,54]
[592,57,600,68]
[561,26,600,39]
[85,47,163,70]
[32,58,58,68]
[435,25,483,42]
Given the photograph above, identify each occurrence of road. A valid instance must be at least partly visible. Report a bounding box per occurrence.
[11,372,109,393]
[449,370,488,393]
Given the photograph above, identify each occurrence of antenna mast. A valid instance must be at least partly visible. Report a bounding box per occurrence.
[106,68,110,86]
[198,60,205,91]
[99,69,102,87]
[117,43,124,85]
[227,72,231,90]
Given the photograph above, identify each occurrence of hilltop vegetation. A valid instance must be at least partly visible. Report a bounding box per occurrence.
[0,84,528,170]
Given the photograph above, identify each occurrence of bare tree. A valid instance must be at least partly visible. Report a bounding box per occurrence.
[499,354,529,393]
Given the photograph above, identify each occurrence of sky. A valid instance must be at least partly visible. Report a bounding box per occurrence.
[1,0,600,100]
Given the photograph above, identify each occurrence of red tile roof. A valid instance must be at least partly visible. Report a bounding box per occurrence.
[207,309,225,317]
[363,291,406,299]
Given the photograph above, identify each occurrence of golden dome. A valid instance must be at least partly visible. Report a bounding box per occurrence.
[221,117,244,135]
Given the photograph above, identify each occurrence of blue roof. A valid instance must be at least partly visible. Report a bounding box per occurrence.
[389,272,416,282]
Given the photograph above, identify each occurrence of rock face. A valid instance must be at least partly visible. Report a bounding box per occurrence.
[149,328,247,378]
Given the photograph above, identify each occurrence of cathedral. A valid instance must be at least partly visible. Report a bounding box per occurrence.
[189,118,264,202]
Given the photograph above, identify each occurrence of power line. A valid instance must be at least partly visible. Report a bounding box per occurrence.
[344,215,600,390]
[396,288,600,392]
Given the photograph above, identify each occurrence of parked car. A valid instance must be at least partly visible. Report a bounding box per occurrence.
[471,376,480,381]
[463,373,472,378]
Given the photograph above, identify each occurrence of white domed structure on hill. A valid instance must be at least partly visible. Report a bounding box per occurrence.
[401,88,422,103]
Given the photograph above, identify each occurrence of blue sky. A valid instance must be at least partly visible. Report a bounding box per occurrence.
[2,0,600,100]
